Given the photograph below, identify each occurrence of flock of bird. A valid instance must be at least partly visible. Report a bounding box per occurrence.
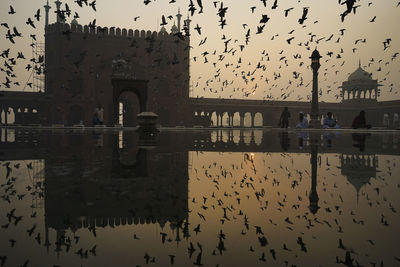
[1,130,400,266]
[0,0,399,100]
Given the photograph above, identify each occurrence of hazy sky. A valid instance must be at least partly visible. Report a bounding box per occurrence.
[0,0,399,102]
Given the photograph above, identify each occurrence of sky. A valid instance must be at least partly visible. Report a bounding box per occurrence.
[0,0,399,102]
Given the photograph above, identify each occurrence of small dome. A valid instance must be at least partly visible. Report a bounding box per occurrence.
[310,49,321,59]
[171,24,178,34]
[159,26,167,34]
[71,18,78,25]
[348,66,371,81]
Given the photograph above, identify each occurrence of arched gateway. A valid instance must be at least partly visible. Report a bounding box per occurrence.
[111,78,148,126]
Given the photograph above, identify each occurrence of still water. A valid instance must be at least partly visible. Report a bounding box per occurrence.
[0,128,399,267]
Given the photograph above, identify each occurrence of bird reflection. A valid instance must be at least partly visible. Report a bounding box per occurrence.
[1,129,398,266]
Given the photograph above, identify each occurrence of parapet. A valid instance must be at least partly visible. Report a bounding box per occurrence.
[46,22,188,41]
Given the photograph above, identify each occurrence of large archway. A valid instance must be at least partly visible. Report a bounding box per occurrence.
[233,112,241,127]
[254,113,263,127]
[243,112,252,127]
[112,79,148,126]
[118,92,141,127]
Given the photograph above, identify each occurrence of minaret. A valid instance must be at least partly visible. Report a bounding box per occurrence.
[309,48,322,128]
[54,0,63,23]
[309,133,319,214]
[184,14,191,36]
[44,0,51,28]
[176,9,182,33]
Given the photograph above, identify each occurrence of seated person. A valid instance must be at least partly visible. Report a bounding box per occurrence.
[323,112,340,129]
[296,112,309,129]
[352,110,371,129]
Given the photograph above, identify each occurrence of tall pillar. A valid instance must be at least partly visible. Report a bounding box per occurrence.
[4,108,8,126]
[309,49,322,128]
[239,129,244,144]
[176,9,182,33]
[184,15,191,36]
[309,133,319,214]
[44,0,51,28]
[250,130,255,145]
[54,0,64,24]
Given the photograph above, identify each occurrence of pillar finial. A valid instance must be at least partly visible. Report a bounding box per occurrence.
[176,8,182,32]
[44,0,51,28]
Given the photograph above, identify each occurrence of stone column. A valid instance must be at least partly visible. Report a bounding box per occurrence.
[250,130,255,145]
[4,108,8,126]
[309,49,321,128]
[309,133,319,214]
[239,129,244,145]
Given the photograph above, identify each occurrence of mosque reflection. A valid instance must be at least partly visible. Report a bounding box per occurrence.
[1,128,398,252]
[43,131,189,251]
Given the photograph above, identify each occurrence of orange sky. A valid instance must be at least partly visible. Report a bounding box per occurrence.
[0,0,399,102]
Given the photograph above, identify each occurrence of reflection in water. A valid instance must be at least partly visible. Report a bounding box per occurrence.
[279,130,291,151]
[0,129,399,266]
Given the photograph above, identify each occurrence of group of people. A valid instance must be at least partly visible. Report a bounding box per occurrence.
[278,107,370,129]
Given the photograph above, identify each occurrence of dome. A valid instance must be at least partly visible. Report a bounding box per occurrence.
[171,23,178,34]
[71,18,78,25]
[159,26,167,34]
[310,49,321,59]
[340,154,377,202]
[348,65,371,81]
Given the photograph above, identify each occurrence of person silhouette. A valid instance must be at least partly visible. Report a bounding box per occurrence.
[323,112,340,129]
[278,107,291,128]
[352,110,371,129]
[296,112,309,129]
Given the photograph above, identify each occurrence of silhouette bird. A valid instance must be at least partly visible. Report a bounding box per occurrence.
[168,254,176,265]
[197,0,204,13]
[193,253,203,266]
[34,9,41,21]
[298,7,309,24]
[271,0,278,9]
[89,0,96,11]
[284,8,294,17]
[370,16,376,22]
[160,15,167,26]
[8,5,16,15]
[260,15,270,24]
[26,18,36,28]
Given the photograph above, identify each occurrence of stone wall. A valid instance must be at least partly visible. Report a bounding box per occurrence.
[45,22,190,126]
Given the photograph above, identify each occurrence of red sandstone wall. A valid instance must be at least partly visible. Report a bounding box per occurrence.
[45,23,190,126]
